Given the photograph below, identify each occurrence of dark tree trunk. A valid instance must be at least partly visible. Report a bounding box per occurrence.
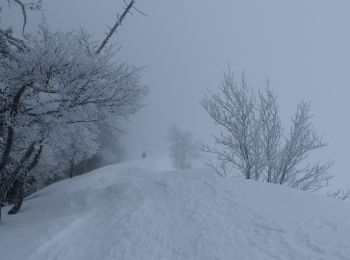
[8,180,24,215]
[69,160,75,179]
[0,126,14,172]
[96,0,135,54]
[0,84,30,172]
[7,143,43,215]
[0,203,3,224]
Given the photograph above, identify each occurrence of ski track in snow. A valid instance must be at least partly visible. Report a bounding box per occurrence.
[1,158,350,260]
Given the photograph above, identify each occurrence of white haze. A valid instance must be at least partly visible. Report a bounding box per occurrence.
[4,0,350,189]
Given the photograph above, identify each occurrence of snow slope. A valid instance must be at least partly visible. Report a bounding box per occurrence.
[1,157,350,260]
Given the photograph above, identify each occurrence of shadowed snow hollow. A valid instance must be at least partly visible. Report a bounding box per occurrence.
[1,158,350,260]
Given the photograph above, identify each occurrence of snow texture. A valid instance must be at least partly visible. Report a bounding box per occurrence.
[1,157,350,260]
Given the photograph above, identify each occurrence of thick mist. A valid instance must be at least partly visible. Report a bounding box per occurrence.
[4,0,350,188]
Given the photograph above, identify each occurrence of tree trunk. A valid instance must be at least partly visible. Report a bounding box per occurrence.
[96,0,135,54]
[0,203,2,224]
[7,143,43,215]
[0,84,30,172]
[8,180,24,215]
[69,160,75,178]
[0,126,14,172]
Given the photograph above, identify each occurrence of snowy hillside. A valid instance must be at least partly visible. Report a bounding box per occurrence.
[1,158,350,260]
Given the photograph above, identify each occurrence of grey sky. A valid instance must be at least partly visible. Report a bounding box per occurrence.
[4,0,350,188]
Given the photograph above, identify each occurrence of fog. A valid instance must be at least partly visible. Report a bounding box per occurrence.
[5,0,350,188]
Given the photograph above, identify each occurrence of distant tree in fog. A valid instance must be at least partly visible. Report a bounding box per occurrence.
[50,125,100,179]
[201,70,332,191]
[73,124,126,176]
[168,125,200,170]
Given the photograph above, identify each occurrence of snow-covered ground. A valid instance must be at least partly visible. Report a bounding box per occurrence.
[1,157,350,260]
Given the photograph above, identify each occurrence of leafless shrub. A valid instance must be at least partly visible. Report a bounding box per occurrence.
[201,70,332,191]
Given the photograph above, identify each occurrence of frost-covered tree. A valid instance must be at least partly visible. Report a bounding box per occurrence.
[0,28,147,215]
[201,70,332,191]
[257,87,282,182]
[0,0,146,220]
[276,102,332,191]
[201,72,261,179]
[0,0,44,223]
[168,125,200,170]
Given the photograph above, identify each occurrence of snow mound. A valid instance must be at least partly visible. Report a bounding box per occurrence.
[1,158,350,260]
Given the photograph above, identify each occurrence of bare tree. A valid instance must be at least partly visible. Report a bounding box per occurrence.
[201,70,332,191]
[276,102,332,191]
[258,87,282,183]
[168,125,200,170]
[201,71,260,179]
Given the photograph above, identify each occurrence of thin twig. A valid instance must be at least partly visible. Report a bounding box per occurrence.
[12,0,27,35]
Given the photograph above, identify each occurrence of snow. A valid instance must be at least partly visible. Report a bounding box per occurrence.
[1,157,350,260]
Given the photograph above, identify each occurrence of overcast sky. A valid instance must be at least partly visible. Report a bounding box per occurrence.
[5,0,350,188]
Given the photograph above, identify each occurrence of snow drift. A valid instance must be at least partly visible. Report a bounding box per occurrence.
[1,158,350,260]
